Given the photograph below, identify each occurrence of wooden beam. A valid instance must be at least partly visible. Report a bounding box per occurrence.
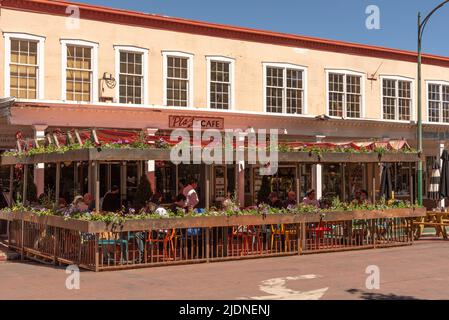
[95,161,100,212]
[8,165,14,207]
[55,163,61,210]
[22,164,28,204]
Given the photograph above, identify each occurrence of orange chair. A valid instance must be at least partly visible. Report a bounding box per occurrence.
[145,229,176,261]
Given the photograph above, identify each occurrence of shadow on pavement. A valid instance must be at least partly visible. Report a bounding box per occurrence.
[346,289,420,300]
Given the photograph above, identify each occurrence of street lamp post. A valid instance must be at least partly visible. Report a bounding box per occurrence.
[417,0,449,206]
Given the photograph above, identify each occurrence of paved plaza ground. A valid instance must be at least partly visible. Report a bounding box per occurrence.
[1,239,448,300]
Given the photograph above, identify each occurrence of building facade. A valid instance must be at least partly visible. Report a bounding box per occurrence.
[1,0,448,208]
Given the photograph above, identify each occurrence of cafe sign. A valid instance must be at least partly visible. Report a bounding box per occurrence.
[169,115,224,130]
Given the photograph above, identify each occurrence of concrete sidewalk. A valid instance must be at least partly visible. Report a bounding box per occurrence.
[1,239,448,300]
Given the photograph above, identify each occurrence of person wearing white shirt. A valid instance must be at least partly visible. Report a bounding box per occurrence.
[183,178,199,210]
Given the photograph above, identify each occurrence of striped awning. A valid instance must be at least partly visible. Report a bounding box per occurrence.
[428,160,440,201]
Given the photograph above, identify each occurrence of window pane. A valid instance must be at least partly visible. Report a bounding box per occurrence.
[210,60,231,109]
[428,84,441,122]
[166,56,189,106]
[10,39,39,99]
[328,73,345,117]
[382,79,396,119]
[118,51,144,104]
[65,45,93,102]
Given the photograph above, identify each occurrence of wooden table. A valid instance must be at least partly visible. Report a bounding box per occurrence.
[414,211,449,240]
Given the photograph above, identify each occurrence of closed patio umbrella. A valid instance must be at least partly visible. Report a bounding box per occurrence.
[439,150,449,200]
[428,160,440,201]
[380,163,393,200]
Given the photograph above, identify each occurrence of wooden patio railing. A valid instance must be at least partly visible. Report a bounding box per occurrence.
[0,208,425,271]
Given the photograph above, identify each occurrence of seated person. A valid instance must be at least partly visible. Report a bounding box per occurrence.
[101,185,121,212]
[71,195,88,212]
[302,189,320,207]
[83,193,95,211]
[353,189,371,205]
[268,192,283,209]
[222,191,235,210]
[283,191,297,208]
[146,192,163,212]
[170,193,187,214]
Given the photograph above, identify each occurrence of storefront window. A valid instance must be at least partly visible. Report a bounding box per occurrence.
[392,163,415,199]
[253,166,296,203]
[155,162,177,204]
[322,164,342,200]
[345,163,366,202]
[300,164,312,198]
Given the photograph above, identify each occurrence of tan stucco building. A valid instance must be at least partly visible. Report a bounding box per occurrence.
[1,0,448,207]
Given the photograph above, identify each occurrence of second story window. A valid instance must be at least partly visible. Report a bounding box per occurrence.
[119,52,143,104]
[382,77,412,121]
[428,82,449,123]
[207,57,235,110]
[66,45,92,102]
[10,40,38,99]
[264,63,306,114]
[114,46,148,105]
[327,71,363,118]
[61,39,98,102]
[163,52,194,107]
[4,33,45,100]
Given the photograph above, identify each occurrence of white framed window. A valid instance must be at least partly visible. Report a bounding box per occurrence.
[3,32,45,99]
[162,51,194,107]
[61,39,98,102]
[381,76,414,121]
[263,63,307,115]
[206,56,235,110]
[427,81,449,123]
[326,69,365,118]
[114,45,148,105]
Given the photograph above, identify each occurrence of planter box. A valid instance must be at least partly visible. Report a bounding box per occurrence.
[0,207,426,233]
[1,148,420,165]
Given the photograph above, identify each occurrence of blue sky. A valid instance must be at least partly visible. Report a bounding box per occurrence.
[77,0,449,56]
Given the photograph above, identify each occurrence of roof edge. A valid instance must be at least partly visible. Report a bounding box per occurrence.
[2,0,449,67]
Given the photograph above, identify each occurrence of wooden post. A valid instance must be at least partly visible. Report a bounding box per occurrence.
[296,164,300,204]
[7,220,10,247]
[95,161,100,212]
[74,162,79,196]
[8,165,14,207]
[55,163,61,210]
[88,161,92,195]
[372,163,376,203]
[53,227,58,266]
[409,168,414,205]
[300,222,306,254]
[95,234,99,272]
[296,223,301,255]
[205,165,210,210]
[121,162,127,204]
[20,219,24,261]
[205,227,210,262]
[22,164,28,204]
[342,163,346,201]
